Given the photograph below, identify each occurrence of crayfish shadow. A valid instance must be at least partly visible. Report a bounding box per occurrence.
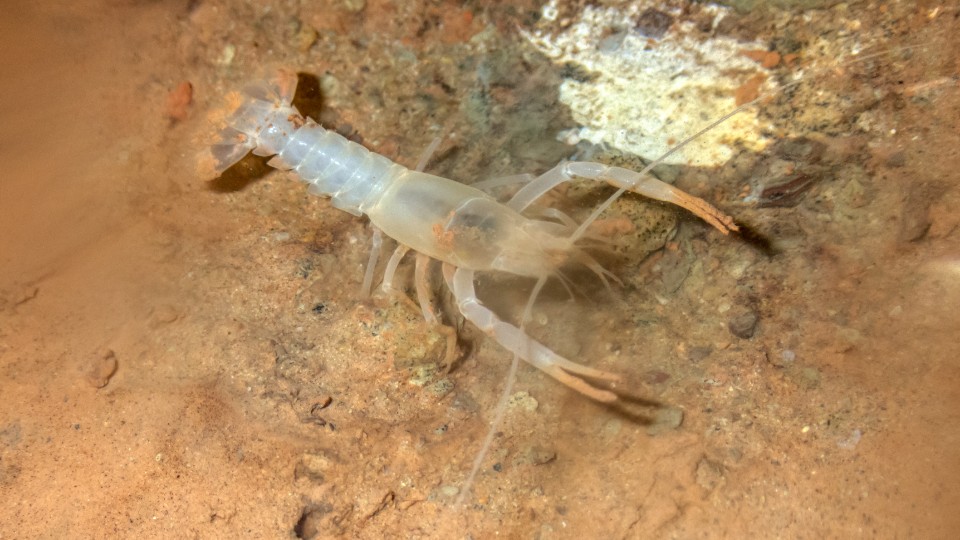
[732,219,779,257]
[207,152,274,193]
[291,71,324,123]
[594,387,673,427]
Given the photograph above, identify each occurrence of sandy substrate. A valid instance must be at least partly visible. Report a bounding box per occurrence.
[1,0,958,538]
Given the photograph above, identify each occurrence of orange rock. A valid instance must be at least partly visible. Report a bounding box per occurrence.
[740,49,781,68]
[166,81,193,121]
[735,74,766,106]
[438,4,478,44]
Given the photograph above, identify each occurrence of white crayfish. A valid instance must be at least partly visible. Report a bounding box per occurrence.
[203,69,737,403]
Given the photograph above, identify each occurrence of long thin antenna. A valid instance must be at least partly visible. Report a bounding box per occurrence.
[455,276,548,509]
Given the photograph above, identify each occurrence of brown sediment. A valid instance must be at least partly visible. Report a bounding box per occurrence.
[2,1,959,538]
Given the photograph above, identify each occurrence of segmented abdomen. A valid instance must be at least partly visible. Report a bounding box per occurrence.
[269,118,405,216]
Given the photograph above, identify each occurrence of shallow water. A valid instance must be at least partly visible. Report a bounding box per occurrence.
[1,1,958,538]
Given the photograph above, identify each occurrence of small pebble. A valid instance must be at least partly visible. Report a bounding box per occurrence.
[508,391,538,412]
[728,310,759,339]
[294,452,331,483]
[165,81,193,122]
[695,457,725,492]
[514,446,557,466]
[687,346,712,363]
[218,44,235,66]
[647,407,683,436]
[427,378,454,398]
[768,348,796,368]
[643,369,671,384]
[150,304,179,325]
[635,8,674,39]
[86,349,118,388]
[837,429,863,450]
[292,23,318,52]
[597,31,627,52]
